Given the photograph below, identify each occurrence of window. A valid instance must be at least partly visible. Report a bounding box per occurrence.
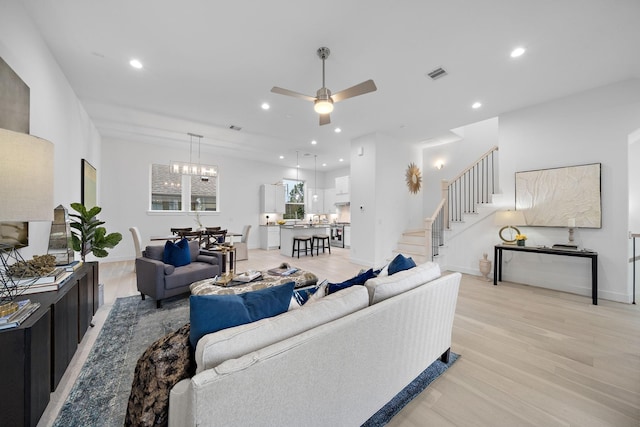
[150,164,219,212]
[283,179,305,219]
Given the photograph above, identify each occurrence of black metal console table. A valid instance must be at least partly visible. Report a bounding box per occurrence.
[493,244,598,305]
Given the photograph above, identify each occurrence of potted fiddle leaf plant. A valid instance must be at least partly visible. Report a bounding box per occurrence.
[69,203,123,262]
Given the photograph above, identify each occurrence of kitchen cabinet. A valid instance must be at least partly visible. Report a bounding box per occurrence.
[259,225,280,250]
[335,176,350,204]
[324,188,337,214]
[260,184,285,213]
[335,176,350,195]
[344,226,351,248]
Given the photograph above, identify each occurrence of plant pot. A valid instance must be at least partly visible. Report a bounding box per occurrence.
[517,239,525,246]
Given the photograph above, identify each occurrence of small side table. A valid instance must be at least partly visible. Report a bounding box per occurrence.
[202,246,236,274]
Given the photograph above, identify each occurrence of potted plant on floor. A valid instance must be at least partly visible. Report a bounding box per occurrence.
[69,203,122,262]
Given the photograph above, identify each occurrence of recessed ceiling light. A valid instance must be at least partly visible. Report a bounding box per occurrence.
[261,102,270,110]
[334,127,342,133]
[510,47,526,58]
[279,155,284,159]
[311,140,317,145]
[339,158,344,162]
[129,59,143,69]
[322,163,327,167]
[472,102,482,109]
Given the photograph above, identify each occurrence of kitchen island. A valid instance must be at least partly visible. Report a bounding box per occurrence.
[280,225,330,257]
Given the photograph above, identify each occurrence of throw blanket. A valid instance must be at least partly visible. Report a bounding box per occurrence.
[125,323,194,427]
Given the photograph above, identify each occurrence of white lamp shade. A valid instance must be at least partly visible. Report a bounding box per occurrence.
[494,210,526,226]
[0,128,54,221]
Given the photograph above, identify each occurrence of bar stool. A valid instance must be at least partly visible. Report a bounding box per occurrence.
[292,235,313,258]
[312,234,331,255]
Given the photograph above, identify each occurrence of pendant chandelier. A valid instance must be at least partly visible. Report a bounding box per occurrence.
[170,133,217,177]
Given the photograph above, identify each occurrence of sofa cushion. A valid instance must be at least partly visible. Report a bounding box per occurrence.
[388,253,416,275]
[144,245,165,261]
[196,285,369,373]
[188,240,200,262]
[293,279,327,306]
[163,238,191,267]
[327,268,376,294]
[364,262,441,305]
[189,282,295,348]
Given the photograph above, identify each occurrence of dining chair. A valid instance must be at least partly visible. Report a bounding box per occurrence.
[129,226,143,271]
[235,225,251,260]
[170,227,192,235]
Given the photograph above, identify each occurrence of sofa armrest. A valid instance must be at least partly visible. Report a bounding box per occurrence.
[197,252,222,265]
[136,257,169,299]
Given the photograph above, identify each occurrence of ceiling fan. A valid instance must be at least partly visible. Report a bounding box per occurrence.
[271,47,377,126]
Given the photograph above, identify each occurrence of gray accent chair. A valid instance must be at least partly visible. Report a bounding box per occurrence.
[135,240,222,308]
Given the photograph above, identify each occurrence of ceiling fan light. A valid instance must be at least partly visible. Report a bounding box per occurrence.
[314,99,334,114]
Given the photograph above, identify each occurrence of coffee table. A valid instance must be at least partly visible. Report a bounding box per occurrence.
[190,268,318,296]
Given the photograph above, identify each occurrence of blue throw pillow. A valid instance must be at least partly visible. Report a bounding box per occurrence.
[388,254,416,275]
[327,268,376,294]
[163,238,191,267]
[189,282,295,348]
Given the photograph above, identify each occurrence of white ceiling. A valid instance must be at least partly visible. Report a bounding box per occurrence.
[23,0,640,171]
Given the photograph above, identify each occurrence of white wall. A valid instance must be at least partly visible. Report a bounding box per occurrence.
[422,117,499,216]
[629,129,640,233]
[421,117,500,277]
[497,79,640,303]
[350,133,423,267]
[0,2,101,260]
[101,136,324,261]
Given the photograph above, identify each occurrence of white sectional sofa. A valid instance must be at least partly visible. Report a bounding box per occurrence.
[169,263,461,427]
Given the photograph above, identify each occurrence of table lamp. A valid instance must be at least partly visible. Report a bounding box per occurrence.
[0,128,54,315]
[494,210,526,244]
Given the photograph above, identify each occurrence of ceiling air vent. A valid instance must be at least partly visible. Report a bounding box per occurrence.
[426,67,447,80]
[229,125,242,131]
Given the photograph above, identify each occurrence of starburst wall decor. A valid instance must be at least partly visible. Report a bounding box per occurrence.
[405,162,422,194]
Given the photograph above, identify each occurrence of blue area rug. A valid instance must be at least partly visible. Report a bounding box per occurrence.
[54,294,458,426]
[53,295,189,427]
[362,352,459,426]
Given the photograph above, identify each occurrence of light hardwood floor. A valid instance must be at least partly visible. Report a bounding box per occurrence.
[38,247,640,427]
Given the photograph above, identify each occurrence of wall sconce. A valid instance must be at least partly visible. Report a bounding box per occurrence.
[435,160,444,170]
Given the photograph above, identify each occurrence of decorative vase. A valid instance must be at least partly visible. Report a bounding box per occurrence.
[479,253,492,281]
[517,239,525,246]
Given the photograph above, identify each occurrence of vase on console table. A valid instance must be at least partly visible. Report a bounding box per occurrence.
[517,239,525,247]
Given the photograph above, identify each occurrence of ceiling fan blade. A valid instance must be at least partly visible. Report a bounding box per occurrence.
[319,113,331,126]
[271,86,316,102]
[331,79,377,102]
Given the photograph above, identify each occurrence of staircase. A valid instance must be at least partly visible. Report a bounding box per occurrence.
[392,146,499,266]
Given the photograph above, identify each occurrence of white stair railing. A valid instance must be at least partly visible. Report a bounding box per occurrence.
[425,146,499,260]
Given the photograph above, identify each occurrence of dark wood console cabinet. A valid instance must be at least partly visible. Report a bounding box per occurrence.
[0,262,99,427]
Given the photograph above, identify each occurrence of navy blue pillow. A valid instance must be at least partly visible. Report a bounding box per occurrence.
[388,254,416,275]
[189,282,295,347]
[163,238,191,267]
[327,268,376,295]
